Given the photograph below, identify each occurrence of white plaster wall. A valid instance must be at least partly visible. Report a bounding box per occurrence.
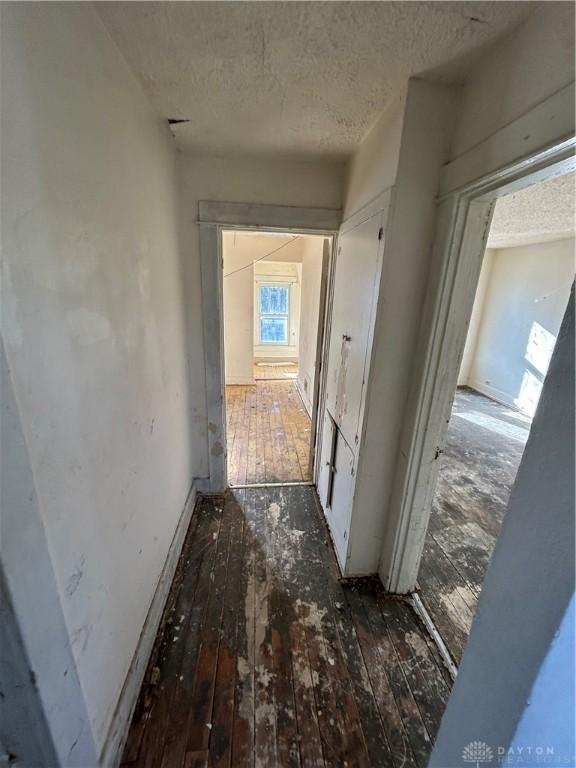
[430,288,574,767]
[297,237,325,414]
[222,240,254,383]
[343,93,405,220]
[1,3,199,758]
[450,3,575,162]
[180,154,344,216]
[178,153,343,450]
[1,341,96,765]
[222,232,297,383]
[223,233,317,381]
[466,239,574,416]
[458,249,495,385]
[345,79,457,574]
[223,229,323,394]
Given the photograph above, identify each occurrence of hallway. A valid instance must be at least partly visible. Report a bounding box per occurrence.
[226,382,312,486]
[122,487,452,768]
[418,389,530,665]
[4,3,575,764]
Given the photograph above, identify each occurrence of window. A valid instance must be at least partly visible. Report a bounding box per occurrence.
[258,283,290,344]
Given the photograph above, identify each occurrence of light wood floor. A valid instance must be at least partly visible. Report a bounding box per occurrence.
[226,380,312,486]
[122,487,452,768]
[253,362,298,380]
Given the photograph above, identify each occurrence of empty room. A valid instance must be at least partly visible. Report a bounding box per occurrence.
[1,3,574,768]
[417,170,575,671]
[223,230,328,486]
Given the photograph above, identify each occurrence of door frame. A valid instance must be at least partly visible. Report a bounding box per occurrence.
[198,201,341,492]
[308,238,332,479]
[381,135,576,593]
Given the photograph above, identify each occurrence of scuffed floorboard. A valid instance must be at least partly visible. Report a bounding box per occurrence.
[418,388,530,665]
[122,487,451,768]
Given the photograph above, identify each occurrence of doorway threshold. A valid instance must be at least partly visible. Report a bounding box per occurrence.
[229,481,315,489]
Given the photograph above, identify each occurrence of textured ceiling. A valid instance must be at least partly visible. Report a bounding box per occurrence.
[98,1,534,158]
[488,172,576,249]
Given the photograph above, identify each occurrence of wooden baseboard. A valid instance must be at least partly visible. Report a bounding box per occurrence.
[195,477,212,495]
[465,380,527,415]
[98,479,198,767]
[295,379,312,418]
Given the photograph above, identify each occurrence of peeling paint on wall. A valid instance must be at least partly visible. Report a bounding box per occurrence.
[335,336,350,425]
[211,441,224,457]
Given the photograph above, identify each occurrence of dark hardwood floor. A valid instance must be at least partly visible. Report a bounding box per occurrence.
[418,388,530,665]
[122,486,452,768]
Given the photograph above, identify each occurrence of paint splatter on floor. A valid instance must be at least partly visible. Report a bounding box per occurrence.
[418,388,529,665]
[122,487,451,768]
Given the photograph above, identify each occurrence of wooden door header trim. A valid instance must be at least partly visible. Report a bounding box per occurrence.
[198,201,341,232]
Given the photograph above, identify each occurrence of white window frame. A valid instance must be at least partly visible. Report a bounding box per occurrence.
[256,280,291,345]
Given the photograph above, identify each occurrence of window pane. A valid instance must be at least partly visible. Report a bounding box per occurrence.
[259,285,288,314]
[260,317,288,344]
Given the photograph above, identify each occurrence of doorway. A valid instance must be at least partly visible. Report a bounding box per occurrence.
[220,228,333,488]
[415,170,575,667]
[197,202,340,493]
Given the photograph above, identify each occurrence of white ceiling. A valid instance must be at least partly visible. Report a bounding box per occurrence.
[98,1,535,159]
[488,172,576,249]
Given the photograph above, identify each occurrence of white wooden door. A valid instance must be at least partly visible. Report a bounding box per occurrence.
[316,411,335,512]
[324,212,384,448]
[326,428,355,570]
[318,209,384,568]
[317,411,355,571]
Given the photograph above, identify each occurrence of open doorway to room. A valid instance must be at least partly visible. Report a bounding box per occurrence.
[416,170,575,668]
[222,230,330,487]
